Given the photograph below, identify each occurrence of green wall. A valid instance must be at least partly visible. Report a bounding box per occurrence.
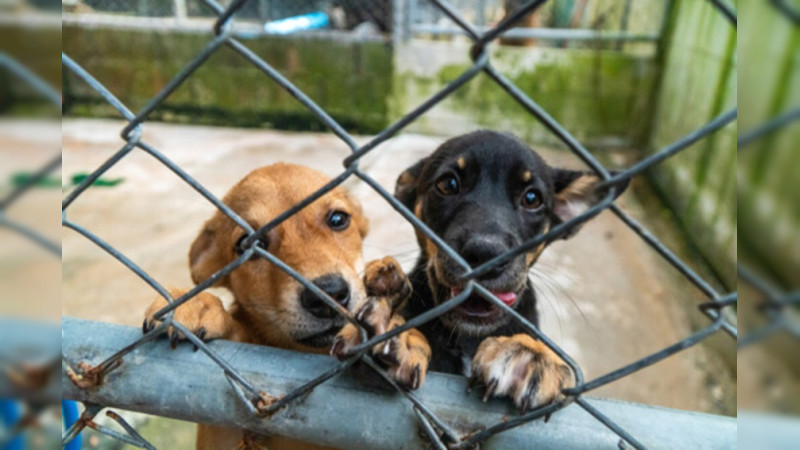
[647,0,737,288]
[737,1,800,290]
[62,26,393,133]
[0,25,61,114]
[392,40,658,148]
[62,24,661,149]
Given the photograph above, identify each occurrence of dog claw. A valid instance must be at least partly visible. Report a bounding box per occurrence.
[356,302,373,322]
[170,333,178,350]
[410,365,421,390]
[142,319,149,334]
[376,343,400,366]
[330,336,344,358]
[520,396,530,414]
[482,378,498,402]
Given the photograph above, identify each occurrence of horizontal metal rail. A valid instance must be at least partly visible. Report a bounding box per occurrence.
[60,13,388,42]
[61,317,735,449]
[410,24,659,42]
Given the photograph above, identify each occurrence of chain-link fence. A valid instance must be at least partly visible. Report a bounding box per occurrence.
[47,0,793,448]
[0,51,62,449]
[56,0,744,448]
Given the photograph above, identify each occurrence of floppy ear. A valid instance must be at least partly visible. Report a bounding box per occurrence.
[551,168,629,239]
[394,158,427,210]
[189,216,231,287]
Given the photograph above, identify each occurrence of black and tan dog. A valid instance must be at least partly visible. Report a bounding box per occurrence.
[394,130,629,411]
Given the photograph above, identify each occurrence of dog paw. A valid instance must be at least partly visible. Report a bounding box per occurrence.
[332,319,430,390]
[143,290,229,350]
[331,258,429,389]
[469,334,573,412]
[363,256,411,309]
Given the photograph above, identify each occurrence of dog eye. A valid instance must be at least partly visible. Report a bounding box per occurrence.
[326,210,350,231]
[235,233,269,255]
[435,174,459,196]
[521,188,543,209]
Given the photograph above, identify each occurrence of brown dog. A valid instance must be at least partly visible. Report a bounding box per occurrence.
[143,163,430,449]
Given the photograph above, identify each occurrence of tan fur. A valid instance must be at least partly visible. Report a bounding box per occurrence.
[186,163,368,352]
[471,334,573,411]
[332,257,431,390]
[145,164,368,449]
[397,171,415,188]
[525,224,549,267]
[522,170,532,182]
[556,175,601,203]
[144,165,430,449]
[143,289,247,343]
[525,242,547,267]
[456,156,466,169]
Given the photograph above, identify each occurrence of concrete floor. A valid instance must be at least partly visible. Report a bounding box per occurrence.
[59,118,737,445]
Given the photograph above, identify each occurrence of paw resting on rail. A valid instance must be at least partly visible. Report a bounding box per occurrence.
[143,289,234,350]
[469,334,574,412]
[331,257,430,390]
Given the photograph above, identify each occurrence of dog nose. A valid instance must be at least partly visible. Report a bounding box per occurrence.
[461,237,511,280]
[300,274,350,318]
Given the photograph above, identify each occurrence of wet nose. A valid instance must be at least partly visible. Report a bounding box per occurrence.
[461,236,512,280]
[300,274,350,318]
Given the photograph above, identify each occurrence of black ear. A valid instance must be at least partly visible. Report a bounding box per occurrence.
[551,168,629,238]
[394,158,427,210]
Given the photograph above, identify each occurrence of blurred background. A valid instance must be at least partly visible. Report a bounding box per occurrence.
[0,0,798,448]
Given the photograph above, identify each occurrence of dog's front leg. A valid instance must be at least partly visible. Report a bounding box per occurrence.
[332,257,431,390]
[470,334,574,412]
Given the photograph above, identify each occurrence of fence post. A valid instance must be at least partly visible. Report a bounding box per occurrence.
[174,0,188,21]
[393,0,410,44]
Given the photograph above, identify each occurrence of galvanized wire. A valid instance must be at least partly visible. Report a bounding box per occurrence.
[0,52,64,448]
[52,0,796,448]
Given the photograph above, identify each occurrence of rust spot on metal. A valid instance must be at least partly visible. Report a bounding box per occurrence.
[254,391,281,418]
[65,360,121,389]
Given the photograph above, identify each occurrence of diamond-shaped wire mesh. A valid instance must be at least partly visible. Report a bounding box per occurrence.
[0,52,62,449]
[48,0,789,447]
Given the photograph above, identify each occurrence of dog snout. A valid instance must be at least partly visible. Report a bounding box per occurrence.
[300,274,351,318]
[461,236,512,280]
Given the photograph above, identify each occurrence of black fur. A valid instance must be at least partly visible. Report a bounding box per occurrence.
[394,130,628,375]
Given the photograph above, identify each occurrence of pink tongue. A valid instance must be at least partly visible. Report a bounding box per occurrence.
[492,291,517,305]
[450,287,516,305]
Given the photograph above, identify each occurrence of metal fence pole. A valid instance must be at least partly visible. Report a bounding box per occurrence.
[61,317,737,449]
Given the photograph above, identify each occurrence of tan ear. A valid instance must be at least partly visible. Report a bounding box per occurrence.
[394,158,427,210]
[551,169,629,239]
[188,216,230,287]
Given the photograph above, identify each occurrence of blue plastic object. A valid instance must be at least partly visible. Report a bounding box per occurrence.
[62,400,82,450]
[264,11,329,34]
[0,400,23,450]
